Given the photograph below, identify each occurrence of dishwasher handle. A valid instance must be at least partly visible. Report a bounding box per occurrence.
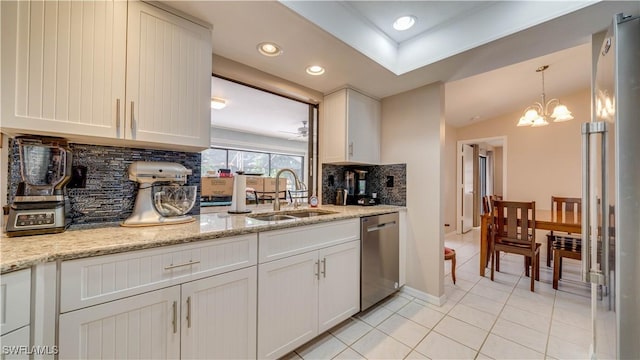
[366,221,397,232]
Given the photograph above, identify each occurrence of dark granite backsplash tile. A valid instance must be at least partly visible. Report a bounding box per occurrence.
[321,163,406,206]
[7,139,201,225]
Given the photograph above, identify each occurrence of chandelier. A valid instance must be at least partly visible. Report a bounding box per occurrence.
[517,65,573,127]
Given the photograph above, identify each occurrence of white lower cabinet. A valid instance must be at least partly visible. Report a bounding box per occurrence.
[180,266,257,359]
[58,234,258,359]
[317,241,361,333]
[59,266,257,359]
[58,286,181,359]
[257,240,360,359]
[257,251,319,359]
[1,326,31,360]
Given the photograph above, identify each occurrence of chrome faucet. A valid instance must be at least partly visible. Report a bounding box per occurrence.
[274,168,303,211]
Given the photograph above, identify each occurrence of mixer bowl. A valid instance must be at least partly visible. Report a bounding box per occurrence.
[152,185,197,217]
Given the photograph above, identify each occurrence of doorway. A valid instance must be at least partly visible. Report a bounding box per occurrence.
[456,136,507,233]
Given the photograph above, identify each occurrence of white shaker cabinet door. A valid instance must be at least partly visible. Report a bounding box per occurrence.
[0,0,127,138]
[0,326,31,360]
[317,240,361,333]
[180,267,257,360]
[347,89,380,164]
[125,1,212,149]
[0,269,31,336]
[58,286,180,360]
[257,251,319,360]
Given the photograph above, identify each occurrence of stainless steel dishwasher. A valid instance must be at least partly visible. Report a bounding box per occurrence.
[361,212,399,311]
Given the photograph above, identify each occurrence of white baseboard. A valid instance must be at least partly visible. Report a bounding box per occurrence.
[400,286,447,306]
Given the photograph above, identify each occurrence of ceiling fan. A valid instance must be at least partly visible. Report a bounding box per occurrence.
[279,121,309,140]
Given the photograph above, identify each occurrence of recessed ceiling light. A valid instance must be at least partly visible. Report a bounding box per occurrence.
[393,15,416,31]
[211,97,226,110]
[306,65,325,76]
[257,42,283,57]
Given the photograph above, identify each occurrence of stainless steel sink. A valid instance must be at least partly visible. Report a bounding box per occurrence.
[247,209,338,222]
[281,209,338,218]
[249,214,297,222]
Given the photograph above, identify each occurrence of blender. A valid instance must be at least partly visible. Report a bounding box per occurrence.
[6,136,72,237]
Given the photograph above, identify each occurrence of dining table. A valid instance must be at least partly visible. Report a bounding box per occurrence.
[479,209,582,276]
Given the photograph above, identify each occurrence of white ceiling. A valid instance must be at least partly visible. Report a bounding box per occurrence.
[165,0,639,130]
[342,1,496,44]
[281,0,594,74]
[211,77,309,141]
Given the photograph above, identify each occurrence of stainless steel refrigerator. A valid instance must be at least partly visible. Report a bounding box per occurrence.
[582,13,639,359]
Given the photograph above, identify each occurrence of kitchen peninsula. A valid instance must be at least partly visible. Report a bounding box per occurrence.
[1,205,404,359]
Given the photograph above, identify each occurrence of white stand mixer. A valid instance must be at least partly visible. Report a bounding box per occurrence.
[121,161,197,227]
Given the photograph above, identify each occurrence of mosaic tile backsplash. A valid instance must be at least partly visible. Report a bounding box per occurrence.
[322,163,406,206]
[7,139,201,225]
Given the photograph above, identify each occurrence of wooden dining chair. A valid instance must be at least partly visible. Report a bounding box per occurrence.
[547,196,581,267]
[444,247,456,284]
[482,195,491,214]
[552,236,582,289]
[491,200,541,291]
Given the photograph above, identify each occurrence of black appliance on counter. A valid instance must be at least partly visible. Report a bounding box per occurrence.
[344,169,368,205]
[345,169,374,205]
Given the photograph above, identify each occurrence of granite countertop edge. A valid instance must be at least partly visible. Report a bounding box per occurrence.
[1,205,405,273]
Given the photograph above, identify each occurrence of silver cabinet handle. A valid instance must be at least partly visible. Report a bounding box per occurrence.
[367,221,397,232]
[172,301,177,334]
[348,142,354,157]
[130,101,135,131]
[186,296,192,328]
[314,261,319,279]
[321,258,326,278]
[164,260,200,271]
[116,98,121,129]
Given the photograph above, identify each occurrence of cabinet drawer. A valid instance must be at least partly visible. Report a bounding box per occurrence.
[1,269,31,336]
[60,234,257,313]
[259,219,359,263]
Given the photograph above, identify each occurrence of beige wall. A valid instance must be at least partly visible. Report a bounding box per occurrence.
[381,82,445,299]
[456,88,588,210]
[444,125,458,232]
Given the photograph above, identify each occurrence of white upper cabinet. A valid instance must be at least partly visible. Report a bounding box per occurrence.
[0,0,127,139]
[321,88,381,164]
[125,1,211,149]
[0,0,212,151]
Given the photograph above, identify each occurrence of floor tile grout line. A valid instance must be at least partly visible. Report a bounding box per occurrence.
[544,288,559,359]
[472,268,522,359]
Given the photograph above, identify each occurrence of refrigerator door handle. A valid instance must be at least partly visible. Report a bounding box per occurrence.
[600,122,610,288]
[582,122,607,285]
[581,123,592,282]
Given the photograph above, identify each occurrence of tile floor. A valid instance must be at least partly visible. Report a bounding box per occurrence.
[285,228,600,360]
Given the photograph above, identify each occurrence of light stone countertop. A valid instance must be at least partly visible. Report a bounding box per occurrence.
[1,205,404,273]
